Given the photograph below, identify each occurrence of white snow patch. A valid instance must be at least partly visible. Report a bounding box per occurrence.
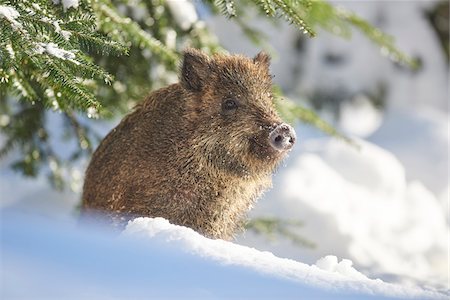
[315,255,369,281]
[166,0,198,31]
[35,43,78,64]
[0,5,22,29]
[339,94,383,138]
[53,0,79,11]
[31,3,41,11]
[52,21,72,40]
[123,217,445,299]
[86,106,99,119]
[369,107,449,197]
[0,114,10,127]
[6,43,15,59]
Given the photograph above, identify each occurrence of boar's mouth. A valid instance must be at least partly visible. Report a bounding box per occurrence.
[249,136,285,161]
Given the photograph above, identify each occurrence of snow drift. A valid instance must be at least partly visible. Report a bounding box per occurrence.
[123,217,447,299]
[240,132,449,288]
[1,211,447,300]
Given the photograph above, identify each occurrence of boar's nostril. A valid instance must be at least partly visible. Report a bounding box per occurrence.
[269,123,296,151]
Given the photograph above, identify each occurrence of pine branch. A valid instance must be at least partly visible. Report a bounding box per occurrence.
[219,0,417,68]
[341,12,419,69]
[10,70,38,100]
[214,0,237,18]
[69,30,127,56]
[94,1,178,64]
[64,112,93,153]
[0,1,126,112]
[212,0,316,37]
[300,1,418,68]
[253,0,276,16]
[246,217,315,248]
[43,60,100,110]
[271,0,315,37]
[275,96,354,145]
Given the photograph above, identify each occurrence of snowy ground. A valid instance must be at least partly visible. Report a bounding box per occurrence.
[1,212,447,299]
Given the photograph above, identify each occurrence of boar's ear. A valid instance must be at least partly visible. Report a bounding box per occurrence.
[180,48,211,92]
[253,51,271,69]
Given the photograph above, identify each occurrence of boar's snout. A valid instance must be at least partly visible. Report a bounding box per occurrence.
[269,123,296,151]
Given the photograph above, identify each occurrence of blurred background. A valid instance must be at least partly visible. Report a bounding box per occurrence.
[1,0,448,293]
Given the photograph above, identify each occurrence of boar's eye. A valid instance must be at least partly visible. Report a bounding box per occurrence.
[221,99,238,114]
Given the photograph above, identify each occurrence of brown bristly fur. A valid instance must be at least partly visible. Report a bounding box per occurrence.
[81,48,292,240]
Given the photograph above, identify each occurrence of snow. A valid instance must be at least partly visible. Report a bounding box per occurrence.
[2,212,447,299]
[339,94,383,138]
[0,5,22,29]
[0,114,10,127]
[5,44,15,59]
[35,42,78,64]
[53,0,79,11]
[166,0,198,31]
[122,217,447,299]
[86,106,99,119]
[239,135,448,288]
[125,217,392,292]
[315,255,368,281]
[52,20,72,40]
[369,107,449,197]
[225,1,236,16]
[43,43,75,60]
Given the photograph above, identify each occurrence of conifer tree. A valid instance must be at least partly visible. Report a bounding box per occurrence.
[0,0,416,189]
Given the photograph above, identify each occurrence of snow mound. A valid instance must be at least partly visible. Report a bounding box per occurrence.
[243,136,448,288]
[123,217,445,299]
[339,94,383,138]
[315,255,368,281]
